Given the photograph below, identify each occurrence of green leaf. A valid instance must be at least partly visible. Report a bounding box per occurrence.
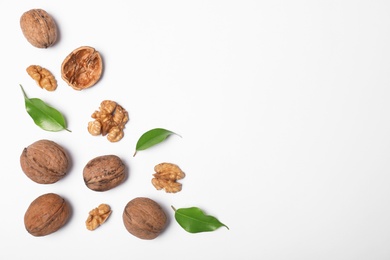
[133,128,180,156]
[172,206,229,233]
[20,85,71,132]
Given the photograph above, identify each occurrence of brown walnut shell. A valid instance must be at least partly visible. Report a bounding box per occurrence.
[83,155,126,191]
[20,139,69,184]
[122,197,167,240]
[20,9,58,48]
[61,46,103,90]
[24,193,70,236]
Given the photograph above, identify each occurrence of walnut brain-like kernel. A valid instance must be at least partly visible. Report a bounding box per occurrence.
[26,65,57,91]
[87,100,129,142]
[86,204,112,231]
[152,163,185,193]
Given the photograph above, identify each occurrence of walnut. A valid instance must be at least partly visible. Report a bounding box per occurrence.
[20,9,58,48]
[26,65,57,91]
[20,139,70,184]
[122,197,167,240]
[24,193,70,236]
[83,155,126,191]
[152,163,185,193]
[86,204,112,231]
[61,46,103,90]
[88,100,129,142]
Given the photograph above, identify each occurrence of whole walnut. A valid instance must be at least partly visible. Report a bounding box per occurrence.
[20,9,58,48]
[24,193,70,236]
[122,197,167,240]
[20,139,70,184]
[83,155,126,191]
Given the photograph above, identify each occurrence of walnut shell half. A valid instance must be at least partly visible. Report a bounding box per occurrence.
[20,9,58,48]
[20,139,70,184]
[61,46,103,90]
[122,197,167,240]
[83,155,126,191]
[24,193,70,236]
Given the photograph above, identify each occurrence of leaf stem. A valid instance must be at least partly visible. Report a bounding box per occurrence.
[20,84,28,99]
[171,205,177,212]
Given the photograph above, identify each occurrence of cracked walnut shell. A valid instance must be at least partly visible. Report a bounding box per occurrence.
[122,197,167,240]
[152,163,185,193]
[86,204,112,231]
[61,46,103,90]
[26,65,57,91]
[20,9,58,48]
[20,139,70,184]
[24,193,70,236]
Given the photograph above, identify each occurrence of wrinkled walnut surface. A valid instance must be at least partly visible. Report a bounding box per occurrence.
[20,139,69,184]
[88,100,129,142]
[86,204,112,231]
[20,9,58,48]
[122,197,167,240]
[24,193,70,236]
[61,46,103,90]
[26,65,57,91]
[152,163,185,193]
[83,155,126,191]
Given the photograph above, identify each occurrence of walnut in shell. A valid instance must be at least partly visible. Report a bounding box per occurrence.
[24,193,70,236]
[83,155,126,191]
[122,197,167,240]
[61,46,103,90]
[20,139,70,184]
[20,9,58,48]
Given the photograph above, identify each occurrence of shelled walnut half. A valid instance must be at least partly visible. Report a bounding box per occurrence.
[87,100,129,142]
[26,65,57,91]
[86,204,112,231]
[152,163,185,193]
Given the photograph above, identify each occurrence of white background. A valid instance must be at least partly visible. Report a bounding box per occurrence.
[1,0,390,259]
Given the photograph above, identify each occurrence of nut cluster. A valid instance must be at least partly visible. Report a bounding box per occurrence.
[26,65,57,91]
[152,163,185,193]
[85,204,112,231]
[18,7,187,240]
[88,100,129,142]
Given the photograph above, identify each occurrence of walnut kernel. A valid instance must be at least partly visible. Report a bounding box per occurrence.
[86,204,112,231]
[88,100,129,142]
[26,65,57,91]
[152,163,185,193]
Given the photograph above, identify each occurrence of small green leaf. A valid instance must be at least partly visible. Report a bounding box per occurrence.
[133,128,180,156]
[172,206,229,233]
[20,85,70,132]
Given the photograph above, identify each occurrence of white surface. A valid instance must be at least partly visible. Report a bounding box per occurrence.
[1,1,390,259]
